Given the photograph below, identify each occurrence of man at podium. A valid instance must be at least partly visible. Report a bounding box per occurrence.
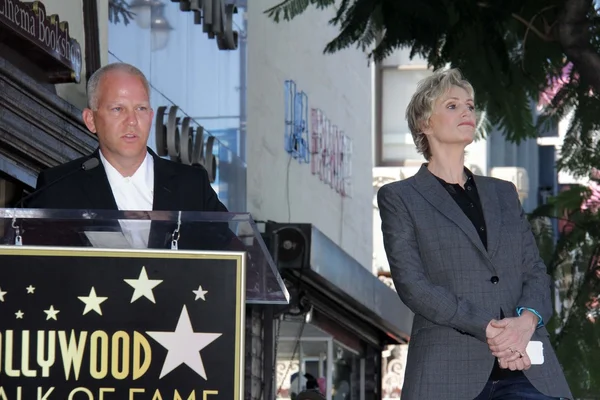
[24,62,230,249]
[26,62,226,214]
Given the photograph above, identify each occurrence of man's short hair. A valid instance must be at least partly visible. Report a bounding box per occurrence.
[405,68,474,160]
[86,62,150,110]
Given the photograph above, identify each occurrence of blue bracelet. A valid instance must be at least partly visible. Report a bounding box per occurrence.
[516,307,543,327]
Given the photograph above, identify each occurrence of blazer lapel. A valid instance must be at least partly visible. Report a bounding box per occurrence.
[473,175,502,259]
[412,165,490,259]
[150,149,176,211]
[82,149,118,210]
[148,150,177,248]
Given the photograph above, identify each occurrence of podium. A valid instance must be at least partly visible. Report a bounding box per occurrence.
[0,209,288,399]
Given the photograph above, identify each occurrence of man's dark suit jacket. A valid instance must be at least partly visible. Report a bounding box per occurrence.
[24,147,231,250]
[27,147,227,212]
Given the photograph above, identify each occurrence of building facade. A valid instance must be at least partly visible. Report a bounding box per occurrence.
[0,0,104,206]
[246,2,411,398]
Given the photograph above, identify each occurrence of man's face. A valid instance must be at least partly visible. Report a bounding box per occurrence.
[83,70,153,166]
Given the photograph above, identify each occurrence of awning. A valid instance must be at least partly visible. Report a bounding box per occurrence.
[264,222,413,347]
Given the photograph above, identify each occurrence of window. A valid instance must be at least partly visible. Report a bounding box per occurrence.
[375,66,431,165]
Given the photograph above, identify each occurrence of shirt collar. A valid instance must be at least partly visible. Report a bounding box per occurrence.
[98,149,152,187]
[433,167,474,186]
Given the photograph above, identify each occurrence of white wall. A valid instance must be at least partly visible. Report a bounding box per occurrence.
[42,0,88,110]
[246,1,373,268]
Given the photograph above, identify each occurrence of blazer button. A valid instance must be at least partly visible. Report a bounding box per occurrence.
[490,276,499,284]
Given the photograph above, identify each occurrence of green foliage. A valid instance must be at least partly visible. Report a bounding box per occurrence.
[108,0,135,26]
[529,184,600,397]
[265,0,336,22]
[264,0,600,179]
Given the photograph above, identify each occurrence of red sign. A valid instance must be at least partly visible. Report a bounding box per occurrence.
[311,108,353,197]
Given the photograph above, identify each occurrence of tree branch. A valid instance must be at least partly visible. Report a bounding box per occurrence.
[556,0,600,93]
[512,13,554,42]
[521,6,558,70]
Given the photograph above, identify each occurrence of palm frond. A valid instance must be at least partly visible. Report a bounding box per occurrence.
[108,0,135,26]
[264,0,336,23]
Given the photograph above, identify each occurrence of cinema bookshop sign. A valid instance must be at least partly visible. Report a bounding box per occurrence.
[0,0,82,83]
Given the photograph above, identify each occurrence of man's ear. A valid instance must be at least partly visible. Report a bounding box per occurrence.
[82,108,97,134]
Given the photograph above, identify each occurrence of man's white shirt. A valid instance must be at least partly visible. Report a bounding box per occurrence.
[99,150,154,248]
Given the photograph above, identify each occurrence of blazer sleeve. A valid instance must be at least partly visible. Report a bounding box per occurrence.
[510,184,553,324]
[378,184,496,343]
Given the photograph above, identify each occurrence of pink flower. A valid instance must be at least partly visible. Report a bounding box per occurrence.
[317,377,326,395]
[581,182,600,213]
[538,64,574,109]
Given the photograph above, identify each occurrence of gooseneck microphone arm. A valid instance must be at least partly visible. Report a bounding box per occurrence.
[16,157,100,208]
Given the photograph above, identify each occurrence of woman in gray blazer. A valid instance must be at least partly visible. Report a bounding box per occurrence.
[377,68,572,400]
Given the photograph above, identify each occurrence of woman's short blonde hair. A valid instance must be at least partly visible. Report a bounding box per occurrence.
[405,68,474,160]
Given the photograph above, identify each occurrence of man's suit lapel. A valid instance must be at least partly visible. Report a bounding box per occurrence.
[149,150,178,248]
[412,164,490,259]
[81,149,118,209]
[150,150,176,211]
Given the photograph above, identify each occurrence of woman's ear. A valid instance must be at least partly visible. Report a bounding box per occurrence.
[421,119,432,136]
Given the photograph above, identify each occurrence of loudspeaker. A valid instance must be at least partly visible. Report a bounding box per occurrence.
[263,222,312,270]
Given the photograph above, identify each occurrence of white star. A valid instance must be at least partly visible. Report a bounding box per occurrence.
[15,310,24,319]
[0,287,6,302]
[44,305,60,321]
[124,266,163,304]
[26,285,35,294]
[146,305,222,379]
[192,285,208,301]
[78,287,108,315]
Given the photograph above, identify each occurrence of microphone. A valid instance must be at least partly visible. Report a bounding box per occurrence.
[80,157,101,171]
[16,157,100,208]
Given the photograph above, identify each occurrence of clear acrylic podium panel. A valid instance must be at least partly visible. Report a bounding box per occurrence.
[0,209,289,304]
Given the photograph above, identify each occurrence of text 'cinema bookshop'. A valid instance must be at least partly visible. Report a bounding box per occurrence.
[0,0,94,203]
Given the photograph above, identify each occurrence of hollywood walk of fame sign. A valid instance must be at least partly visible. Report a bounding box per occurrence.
[0,246,245,399]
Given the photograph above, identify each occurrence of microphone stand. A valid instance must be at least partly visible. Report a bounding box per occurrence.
[9,157,100,246]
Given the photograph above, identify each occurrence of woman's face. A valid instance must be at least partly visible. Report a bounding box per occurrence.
[423,85,476,151]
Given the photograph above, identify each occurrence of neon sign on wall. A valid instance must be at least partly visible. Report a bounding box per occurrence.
[284,80,310,163]
[283,80,353,198]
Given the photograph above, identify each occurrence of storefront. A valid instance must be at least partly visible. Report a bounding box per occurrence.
[0,0,99,206]
[263,222,413,399]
